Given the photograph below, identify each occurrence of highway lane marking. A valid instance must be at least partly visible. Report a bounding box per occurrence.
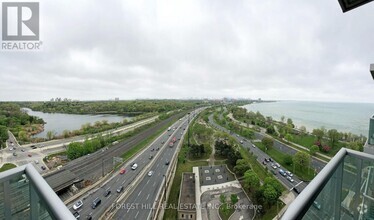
[138,191,142,196]
[127,207,131,213]
[135,211,139,218]
[122,180,126,184]
[146,180,149,185]
[153,182,156,186]
[146,194,150,200]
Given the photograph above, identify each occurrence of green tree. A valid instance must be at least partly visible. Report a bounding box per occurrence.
[262,137,274,151]
[310,145,319,155]
[312,127,326,142]
[285,134,293,142]
[46,130,55,140]
[243,170,260,192]
[327,129,341,148]
[18,130,28,142]
[62,130,70,138]
[220,194,226,204]
[262,185,278,205]
[287,118,295,128]
[0,126,9,148]
[230,194,238,205]
[293,151,311,169]
[299,126,307,134]
[283,155,293,166]
[234,159,251,176]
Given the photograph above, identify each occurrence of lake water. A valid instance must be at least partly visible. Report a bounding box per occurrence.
[23,108,132,138]
[243,101,374,137]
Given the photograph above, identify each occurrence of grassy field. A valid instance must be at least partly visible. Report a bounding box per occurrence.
[0,163,17,172]
[255,142,315,181]
[290,134,316,148]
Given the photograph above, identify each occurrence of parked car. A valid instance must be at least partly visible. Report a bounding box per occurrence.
[148,170,154,176]
[28,154,32,157]
[165,161,170,165]
[119,168,126,174]
[275,163,281,168]
[262,161,267,165]
[272,164,277,169]
[34,160,39,164]
[149,155,153,159]
[286,171,293,177]
[13,152,17,156]
[73,200,83,210]
[41,166,46,170]
[21,149,25,152]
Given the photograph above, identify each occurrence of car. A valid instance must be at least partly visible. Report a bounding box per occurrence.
[131,163,138,170]
[240,140,243,144]
[252,144,256,148]
[86,215,92,220]
[265,158,270,162]
[165,161,170,165]
[91,198,101,209]
[28,154,32,157]
[30,145,37,149]
[156,147,159,151]
[151,148,154,152]
[21,149,25,152]
[268,158,273,162]
[272,165,277,169]
[13,152,17,156]
[286,176,294,182]
[279,169,286,176]
[119,168,126,174]
[286,171,293,177]
[41,166,46,170]
[148,170,154,176]
[149,155,153,159]
[270,170,277,175]
[236,134,239,137]
[262,161,267,165]
[168,134,171,136]
[275,163,281,168]
[161,141,165,144]
[34,160,39,164]
[9,147,13,151]
[73,200,83,210]
[117,186,124,193]
[313,201,321,210]
[104,190,111,197]
[73,211,80,219]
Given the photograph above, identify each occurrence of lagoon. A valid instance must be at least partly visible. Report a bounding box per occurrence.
[243,101,374,137]
[23,108,132,138]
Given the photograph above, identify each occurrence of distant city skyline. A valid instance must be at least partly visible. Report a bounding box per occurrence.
[1,0,374,102]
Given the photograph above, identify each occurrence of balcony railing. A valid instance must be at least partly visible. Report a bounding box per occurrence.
[282,148,374,220]
[0,164,74,219]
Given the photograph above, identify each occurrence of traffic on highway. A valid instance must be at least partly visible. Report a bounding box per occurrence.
[67,110,200,219]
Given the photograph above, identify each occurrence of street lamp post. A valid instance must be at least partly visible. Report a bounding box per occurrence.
[188,112,191,148]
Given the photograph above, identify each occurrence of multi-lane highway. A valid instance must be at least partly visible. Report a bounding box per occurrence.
[68,110,200,219]
[112,117,192,220]
[208,114,310,192]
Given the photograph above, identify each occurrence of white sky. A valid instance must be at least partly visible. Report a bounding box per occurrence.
[1,0,374,102]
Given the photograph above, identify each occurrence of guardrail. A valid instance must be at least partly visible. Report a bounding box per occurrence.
[0,164,75,219]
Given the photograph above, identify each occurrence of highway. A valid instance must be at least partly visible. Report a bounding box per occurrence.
[208,114,310,192]
[67,110,200,219]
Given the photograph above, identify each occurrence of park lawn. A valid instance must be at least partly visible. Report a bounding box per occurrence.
[0,163,17,172]
[260,201,285,220]
[255,142,315,181]
[290,134,316,148]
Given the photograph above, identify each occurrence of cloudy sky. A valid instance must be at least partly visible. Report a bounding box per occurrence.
[1,0,374,102]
